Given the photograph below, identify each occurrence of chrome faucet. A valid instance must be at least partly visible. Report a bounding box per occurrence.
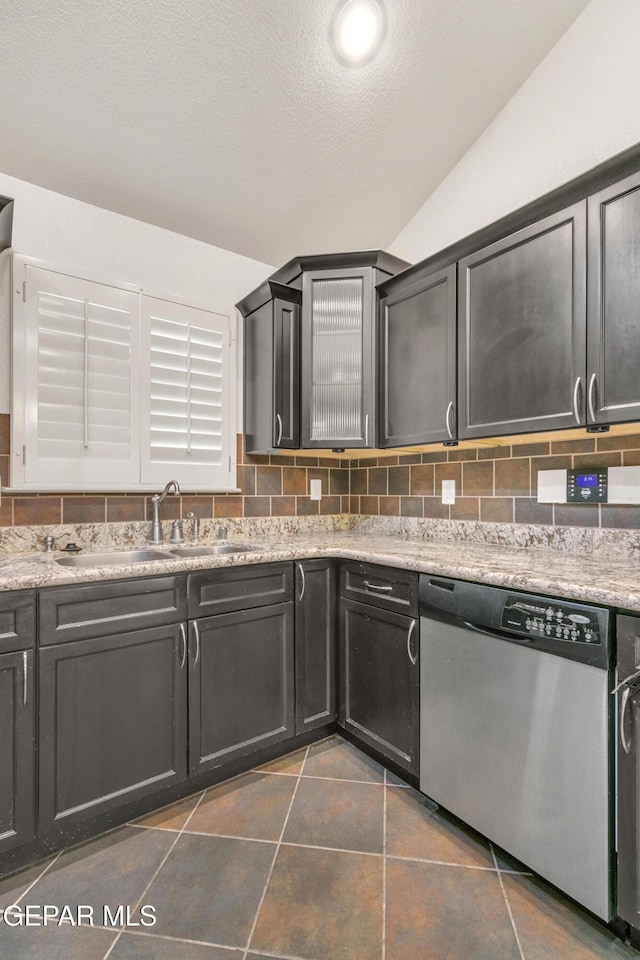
[187,512,200,543]
[149,480,181,544]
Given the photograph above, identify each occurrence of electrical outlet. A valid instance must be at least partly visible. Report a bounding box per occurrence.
[441,479,456,505]
[310,479,322,501]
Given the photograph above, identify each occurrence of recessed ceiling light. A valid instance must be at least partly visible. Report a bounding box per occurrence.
[331,0,386,66]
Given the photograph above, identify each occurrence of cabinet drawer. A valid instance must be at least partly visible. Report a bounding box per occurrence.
[0,590,36,653]
[39,576,187,645]
[188,562,293,618]
[340,562,418,616]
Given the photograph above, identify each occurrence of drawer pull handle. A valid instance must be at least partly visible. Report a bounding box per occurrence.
[407,619,417,665]
[179,623,187,670]
[193,621,201,666]
[297,563,306,602]
[363,581,393,593]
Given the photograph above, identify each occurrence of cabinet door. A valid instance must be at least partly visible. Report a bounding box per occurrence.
[189,603,294,774]
[0,650,34,853]
[273,296,300,449]
[379,266,456,447]
[301,267,374,448]
[339,599,419,774]
[39,623,188,832]
[587,171,640,426]
[616,613,640,928]
[14,263,141,489]
[458,202,587,439]
[294,560,336,734]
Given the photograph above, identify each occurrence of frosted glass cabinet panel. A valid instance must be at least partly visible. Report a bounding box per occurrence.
[301,267,374,448]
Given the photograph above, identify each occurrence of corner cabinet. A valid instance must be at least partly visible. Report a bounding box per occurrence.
[458,202,587,440]
[294,559,336,734]
[238,251,409,453]
[378,264,457,447]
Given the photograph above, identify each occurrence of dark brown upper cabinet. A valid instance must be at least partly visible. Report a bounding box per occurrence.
[238,251,409,453]
[458,201,587,440]
[378,264,457,447]
[239,281,301,455]
[587,169,640,427]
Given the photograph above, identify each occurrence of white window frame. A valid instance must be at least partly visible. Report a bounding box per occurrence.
[9,253,238,492]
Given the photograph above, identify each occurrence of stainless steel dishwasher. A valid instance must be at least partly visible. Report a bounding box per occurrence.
[419,575,612,920]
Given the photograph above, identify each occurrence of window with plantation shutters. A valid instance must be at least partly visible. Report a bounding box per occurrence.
[11,256,237,492]
[140,296,235,489]
[16,264,140,487]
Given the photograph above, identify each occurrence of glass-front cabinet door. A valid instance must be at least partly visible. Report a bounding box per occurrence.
[301,266,374,448]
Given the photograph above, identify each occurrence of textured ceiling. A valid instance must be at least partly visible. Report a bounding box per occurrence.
[0,0,590,266]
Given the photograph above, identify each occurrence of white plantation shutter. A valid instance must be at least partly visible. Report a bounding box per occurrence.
[141,296,235,488]
[21,265,140,486]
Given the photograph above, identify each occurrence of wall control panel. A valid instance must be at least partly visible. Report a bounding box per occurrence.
[538,465,640,504]
[567,468,608,502]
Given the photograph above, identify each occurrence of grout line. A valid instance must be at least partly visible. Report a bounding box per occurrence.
[491,843,525,960]
[386,853,501,872]
[6,849,63,907]
[242,743,311,960]
[101,789,207,960]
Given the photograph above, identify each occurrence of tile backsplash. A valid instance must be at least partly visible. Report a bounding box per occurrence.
[2,412,640,530]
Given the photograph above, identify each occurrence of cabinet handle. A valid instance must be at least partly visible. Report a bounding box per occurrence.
[275,413,283,447]
[572,376,582,425]
[364,414,369,446]
[588,372,598,423]
[363,580,393,593]
[297,563,306,601]
[445,401,454,440]
[193,621,200,666]
[407,619,417,666]
[620,686,633,755]
[22,650,28,707]
[179,623,187,670]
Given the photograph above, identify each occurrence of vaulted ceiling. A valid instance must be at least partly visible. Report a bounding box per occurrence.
[0,0,590,265]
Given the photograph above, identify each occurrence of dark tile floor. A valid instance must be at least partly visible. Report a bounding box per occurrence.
[0,735,636,959]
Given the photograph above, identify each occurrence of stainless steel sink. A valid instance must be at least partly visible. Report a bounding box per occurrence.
[55,549,176,567]
[168,543,258,558]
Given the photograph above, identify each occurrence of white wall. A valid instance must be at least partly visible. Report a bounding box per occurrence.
[389,0,640,263]
[0,172,275,413]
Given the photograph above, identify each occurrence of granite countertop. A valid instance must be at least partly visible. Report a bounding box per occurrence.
[1,531,640,613]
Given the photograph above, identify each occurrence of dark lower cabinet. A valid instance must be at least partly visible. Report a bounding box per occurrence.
[339,598,419,774]
[616,613,640,936]
[0,650,34,853]
[294,560,336,734]
[189,602,295,774]
[38,623,188,833]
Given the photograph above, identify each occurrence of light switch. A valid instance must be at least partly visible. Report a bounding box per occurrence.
[310,479,322,501]
[441,479,456,505]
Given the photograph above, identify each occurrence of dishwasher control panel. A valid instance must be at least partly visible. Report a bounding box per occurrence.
[501,598,601,645]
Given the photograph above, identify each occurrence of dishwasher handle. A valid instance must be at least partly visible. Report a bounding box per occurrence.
[462,620,533,645]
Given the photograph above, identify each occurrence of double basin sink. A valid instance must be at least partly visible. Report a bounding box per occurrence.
[55,543,258,568]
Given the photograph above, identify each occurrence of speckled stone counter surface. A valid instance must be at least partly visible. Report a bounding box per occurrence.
[1,515,640,613]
